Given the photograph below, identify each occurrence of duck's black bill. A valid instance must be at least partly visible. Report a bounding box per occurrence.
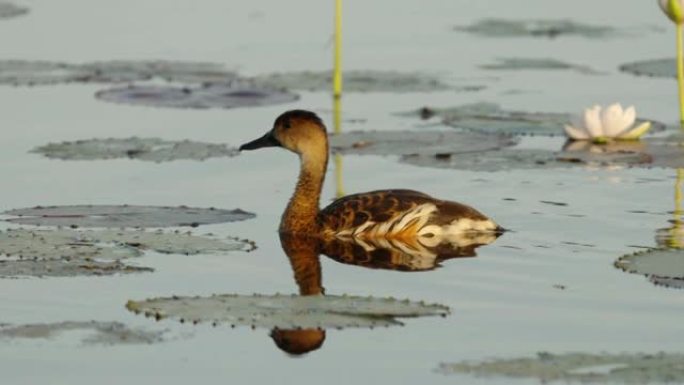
[239,132,280,151]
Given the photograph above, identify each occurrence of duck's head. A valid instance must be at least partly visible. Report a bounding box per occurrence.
[239,110,328,155]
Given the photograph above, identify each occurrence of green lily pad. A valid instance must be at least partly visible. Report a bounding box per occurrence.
[329,130,517,156]
[615,248,684,285]
[480,58,601,75]
[438,352,684,383]
[32,137,239,162]
[0,321,166,345]
[619,58,678,78]
[3,205,255,228]
[252,70,473,93]
[127,294,449,329]
[455,18,617,38]
[399,103,665,137]
[0,2,28,19]
[95,82,299,109]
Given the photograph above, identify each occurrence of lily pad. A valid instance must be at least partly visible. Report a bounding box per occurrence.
[615,249,684,289]
[126,294,449,329]
[32,137,239,162]
[78,60,237,84]
[0,321,165,345]
[438,352,684,383]
[0,2,27,19]
[399,103,665,137]
[480,58,600,75]
[0,60,92,86]
[0,259,151,278]
[329,130,517,156]
[620,58,678,78]
[455,18,617,39]
[3,205,255,228]
[252,70,466,93]
[95,82,299,109]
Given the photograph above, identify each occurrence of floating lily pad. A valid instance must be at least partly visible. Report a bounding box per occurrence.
[399,103,665,137]
[329,130,517,156]
[79,60,237,84]
[620,58,678,78]
[0,2,27,19]
[615,249,684,289]
[3,205,255,228]
[95,82,299,109]
[0,60,92,86]
[480,58,601,75]
[438,352,684,383]
[252,70,467,93]
[127,294,449,329]
[0,321,165,345]
[32,137,239,162]
[0,228,253,278]
[455,18,617,38]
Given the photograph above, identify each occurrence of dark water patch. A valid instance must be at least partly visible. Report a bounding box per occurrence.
[3,205,255,228]
[615,248,684,289]
[438,352,684,383]
[0,2,28,19]
[32,137,239,162]
[454,18,618,39]
[95,82,298,109]
[329,130,517,157]
[252,70,479,93]
[127,294,449,329]
[480,57,601,75]
[0,321,166,345]
[540,200,568,206]
[620,58,678,79]
[561,241,595,247]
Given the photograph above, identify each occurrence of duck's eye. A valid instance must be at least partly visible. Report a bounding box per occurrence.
[282,121,291,129]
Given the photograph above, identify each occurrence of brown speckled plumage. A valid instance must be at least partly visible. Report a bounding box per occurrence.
[239,110,502,241]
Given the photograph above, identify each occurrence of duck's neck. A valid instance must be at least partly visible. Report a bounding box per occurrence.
[280,149,328,234]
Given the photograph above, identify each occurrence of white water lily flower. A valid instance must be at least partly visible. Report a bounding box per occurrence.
[564,103,651,142]
[659,0,684,24]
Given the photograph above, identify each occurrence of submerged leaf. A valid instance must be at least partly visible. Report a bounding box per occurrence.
[95,82,299,109]
[0,321,166,345]
[620,58,677,79]
[330,130,517,156]
[127,294,449,329]
[0,60,92,86]
[3,205,255,228]
[32,137,239,162]
[480,57,601,75]
[455,18,617,38]
[0,2,28,19]
[252,70,472,93]
[438,352,684,384]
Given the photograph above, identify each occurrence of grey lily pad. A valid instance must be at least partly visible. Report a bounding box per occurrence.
[0,259,152,278]
[0,60,92,86]
[95,82,299,109]
[615,248,684,289]
[0,2,27,19]
[0,321,165,345]
[399,102,665,137]
[480,58,601,75]
[438,352,684,384]
[127,294,449,329]
[252,70,468,93]
[620,58,678,79]
[78,60,237,84]
[329,130,518,156]
[3,205,255,228]
[455,18,617,39]
[32,137,239,162]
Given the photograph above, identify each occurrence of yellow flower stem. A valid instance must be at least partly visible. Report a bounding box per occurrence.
[677,23,684,127]
[672,168,684,248]
[333,0,343,104]
[333,93,344,198]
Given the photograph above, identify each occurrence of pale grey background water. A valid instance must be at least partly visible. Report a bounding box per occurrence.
[0,0,683,384]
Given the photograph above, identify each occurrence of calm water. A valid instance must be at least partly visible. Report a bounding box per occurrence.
[0,0,683,384]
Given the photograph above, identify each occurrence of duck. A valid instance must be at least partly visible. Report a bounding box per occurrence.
[239,110,503,241]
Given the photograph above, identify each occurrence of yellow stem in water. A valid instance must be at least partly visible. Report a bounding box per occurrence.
[333,0,342,101]
[333,95,344,197]
[672,168,684,248]
[677,23,684,127]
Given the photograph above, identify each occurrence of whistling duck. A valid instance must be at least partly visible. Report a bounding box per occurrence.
[239,110,503,239]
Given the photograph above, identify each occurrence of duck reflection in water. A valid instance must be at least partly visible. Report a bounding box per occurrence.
[240,110,503,355]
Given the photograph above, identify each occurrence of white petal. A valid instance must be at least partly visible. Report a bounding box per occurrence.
[583,105,603,138]
[618,121,652,139]
[600,103,627,137]
[613,105,637,137]
[564,124,590,140]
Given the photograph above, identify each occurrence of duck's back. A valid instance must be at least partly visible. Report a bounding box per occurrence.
[319,189,500,240]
